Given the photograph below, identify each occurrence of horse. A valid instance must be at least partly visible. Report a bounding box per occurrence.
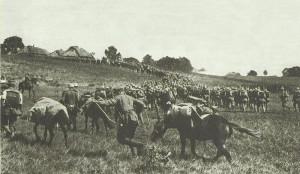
[28,97,70,148]
[79,94,115,136]
[18,78,37,99]
[150,104,261,163]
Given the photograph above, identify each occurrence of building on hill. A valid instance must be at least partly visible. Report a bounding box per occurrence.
[50,49,64,57]
[62,46,94,60]
[18,46,49,57]
[225,72,241,77]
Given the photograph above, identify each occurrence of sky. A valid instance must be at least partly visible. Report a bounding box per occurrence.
[1,0,300,76]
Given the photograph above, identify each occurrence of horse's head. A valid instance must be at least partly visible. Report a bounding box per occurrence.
[150,119,166,142]
[78,93,93,109]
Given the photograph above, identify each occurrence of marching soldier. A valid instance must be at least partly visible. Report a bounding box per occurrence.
[1,84,23,137]
[94,86,106,100]
[279,87,290,112]
[62,83,79,130]
[293,87,300,112]
[25,73,31,88]
[98,86,146,156]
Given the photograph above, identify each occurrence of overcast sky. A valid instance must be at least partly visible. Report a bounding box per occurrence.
[1,0,299,76]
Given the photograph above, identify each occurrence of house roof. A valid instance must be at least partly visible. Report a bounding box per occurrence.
[63,46,94,59]
[19,46,49,55]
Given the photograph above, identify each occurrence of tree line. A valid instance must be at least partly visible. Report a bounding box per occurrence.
[1,36,299,76]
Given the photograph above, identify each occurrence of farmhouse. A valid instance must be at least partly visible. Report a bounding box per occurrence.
[49,49,64,57]
[18,45,49,57]
[62,46,94,60]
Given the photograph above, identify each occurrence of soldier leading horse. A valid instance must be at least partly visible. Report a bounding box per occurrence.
[150,104,261,163]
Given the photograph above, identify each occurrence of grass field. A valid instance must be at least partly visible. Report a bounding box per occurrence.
[1,55,300,174]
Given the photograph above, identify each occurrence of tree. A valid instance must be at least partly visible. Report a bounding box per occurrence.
[156,56,193,73]
[1,36,25,54]
[123,57,140,64]
[247,70,257,76]
[263,70,268,76]
[142,54,156,66]
[282,66,300,77]
[104,46,122,64]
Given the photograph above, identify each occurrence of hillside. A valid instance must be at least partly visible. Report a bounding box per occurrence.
[1,55,159,87]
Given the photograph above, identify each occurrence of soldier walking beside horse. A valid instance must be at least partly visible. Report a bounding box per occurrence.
[98,86,146,156]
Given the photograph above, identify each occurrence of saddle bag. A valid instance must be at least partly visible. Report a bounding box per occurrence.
[5,90,21,107]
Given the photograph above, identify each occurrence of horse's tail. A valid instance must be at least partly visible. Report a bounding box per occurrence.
[227,121,261,138]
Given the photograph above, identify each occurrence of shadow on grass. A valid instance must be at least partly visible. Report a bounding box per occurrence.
[8,133,37,146]
[68,148,108,158]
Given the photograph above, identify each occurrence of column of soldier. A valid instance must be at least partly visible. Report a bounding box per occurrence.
[0,74,299,156]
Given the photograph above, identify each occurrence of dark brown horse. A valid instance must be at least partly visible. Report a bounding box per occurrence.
[79,94,115,136]
[18,78,37,99]
[150,105,260,163]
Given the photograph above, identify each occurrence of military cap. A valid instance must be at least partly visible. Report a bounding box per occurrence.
[115,86,124,91]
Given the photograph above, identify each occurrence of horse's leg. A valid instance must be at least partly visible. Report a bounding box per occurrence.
[60,124,69,148]
[32,89,35,99]
[91,117,95,133]
[48,127,55,146]
[43,127,48,142]
[179,134,187,157]
[190,139,199,157]
[212,141,232,163]
[33,124,40,142]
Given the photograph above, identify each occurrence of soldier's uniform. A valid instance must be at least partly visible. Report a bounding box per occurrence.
[62,83,79,130]
[94,86,106,100]
[279,87,290,112]
[98,87,145,156]
[25,74,31,88]
[292,87,300,112]
[1,86,23,137]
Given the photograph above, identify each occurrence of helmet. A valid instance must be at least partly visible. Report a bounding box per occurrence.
[74,83,78,87]
[281,87,284,90]
[115,86,124,91]
[68,83,74,88]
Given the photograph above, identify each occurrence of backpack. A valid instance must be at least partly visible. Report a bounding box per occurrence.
[259,91,265,98]
[5,90,21,107]
[240,90,247,97]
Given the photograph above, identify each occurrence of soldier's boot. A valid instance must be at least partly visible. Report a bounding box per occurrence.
[3,125,12,137]
[129,145,136,156]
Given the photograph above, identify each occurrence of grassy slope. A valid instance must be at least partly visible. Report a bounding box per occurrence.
[1,55,300,174]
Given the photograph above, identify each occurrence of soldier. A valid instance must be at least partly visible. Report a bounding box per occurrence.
[264,88,270,111]
[239,87,249,112]
[25,73,31,88]
[279,87,290,112]
[98,86,145,156]
[256,88,267,113]
[1,84,23,137]
[94,86,106,100]
[292,87,300,112]
[62,83,79,130]
[73,83,80,98]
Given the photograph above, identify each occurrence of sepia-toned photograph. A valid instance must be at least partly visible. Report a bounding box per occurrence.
[1,0,299,173]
